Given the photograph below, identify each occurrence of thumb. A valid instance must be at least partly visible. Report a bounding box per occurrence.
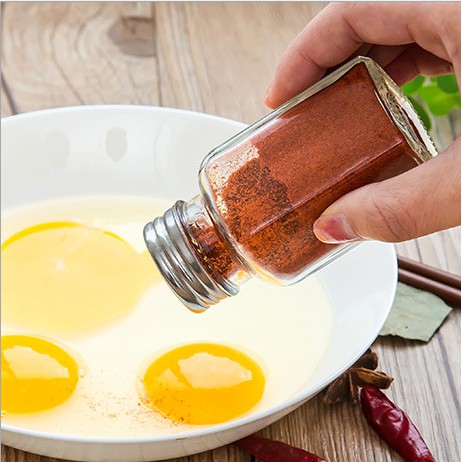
[313,139,461,243]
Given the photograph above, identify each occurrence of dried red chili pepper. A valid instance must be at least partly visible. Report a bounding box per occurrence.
[237,435,327,462]
[360,385,435,462]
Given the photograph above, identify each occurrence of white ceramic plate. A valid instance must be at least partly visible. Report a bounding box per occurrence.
[1,106,397,461]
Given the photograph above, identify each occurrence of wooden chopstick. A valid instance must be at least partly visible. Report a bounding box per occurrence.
[397,256,461,308]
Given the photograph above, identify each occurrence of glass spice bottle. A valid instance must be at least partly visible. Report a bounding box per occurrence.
[144,56,437,312]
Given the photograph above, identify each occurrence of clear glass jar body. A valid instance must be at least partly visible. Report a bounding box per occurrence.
[144,57,437,312]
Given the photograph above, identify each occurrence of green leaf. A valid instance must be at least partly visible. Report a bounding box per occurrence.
[437,74,459,94]
[401,74,460,126]
[416,83,440,100]
[428,94,460,116]
[417,84,460,116]
[408,96,432,131]
[380,283,452,342]
[401,76,425,95]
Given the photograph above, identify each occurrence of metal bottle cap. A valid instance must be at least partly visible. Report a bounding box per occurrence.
[143,200,238,312]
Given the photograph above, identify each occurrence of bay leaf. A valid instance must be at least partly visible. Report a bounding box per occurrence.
[379,282,452,342]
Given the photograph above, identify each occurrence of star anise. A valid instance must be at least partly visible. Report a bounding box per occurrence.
[323,349,393,405]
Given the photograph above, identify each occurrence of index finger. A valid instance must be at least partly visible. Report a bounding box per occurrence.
[265,2,455,108]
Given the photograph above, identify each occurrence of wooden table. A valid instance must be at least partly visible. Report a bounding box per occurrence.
[2,3,460,461]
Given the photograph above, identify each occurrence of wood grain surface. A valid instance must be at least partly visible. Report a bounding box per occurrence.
[1,3,460,462]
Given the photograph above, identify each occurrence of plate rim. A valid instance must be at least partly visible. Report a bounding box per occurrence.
[1,105,397,445]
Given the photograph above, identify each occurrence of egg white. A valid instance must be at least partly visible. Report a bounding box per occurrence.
[1,196,332,437]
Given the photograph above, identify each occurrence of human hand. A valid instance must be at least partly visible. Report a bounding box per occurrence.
[266,2,461,243]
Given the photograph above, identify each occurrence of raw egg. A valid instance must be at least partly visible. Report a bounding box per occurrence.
[139,343,265,425]
[1,197,332,437]
[1,221,156,334]
[1,335,79,414]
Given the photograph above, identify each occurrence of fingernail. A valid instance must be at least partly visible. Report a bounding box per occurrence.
[313,215,360,243]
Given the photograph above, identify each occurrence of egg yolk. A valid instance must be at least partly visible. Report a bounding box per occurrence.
[140,343,265,425]
[2,222,157,333]
[1,335,79,414]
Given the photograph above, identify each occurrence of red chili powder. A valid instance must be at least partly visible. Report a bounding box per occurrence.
[186,216,242,284]
[195,63,419,283]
